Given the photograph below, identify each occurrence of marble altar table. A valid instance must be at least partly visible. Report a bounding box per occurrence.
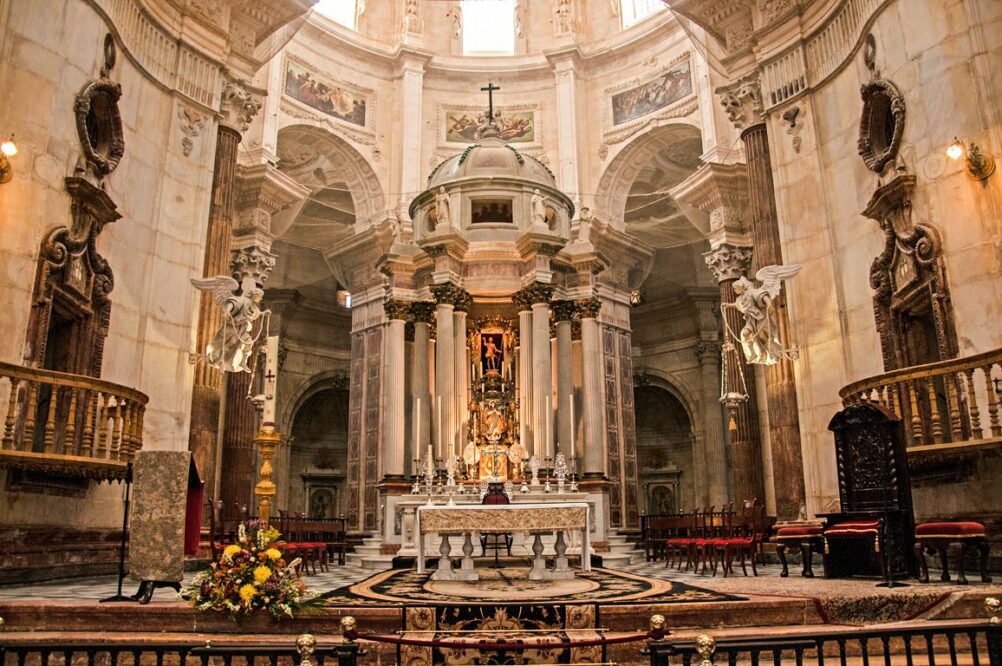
[415,502,591,581]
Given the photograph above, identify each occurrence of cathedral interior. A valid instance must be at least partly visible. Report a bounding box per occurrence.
[1,0,1001,663]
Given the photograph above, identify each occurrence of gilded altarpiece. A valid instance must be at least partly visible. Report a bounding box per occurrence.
[466,318,523,480]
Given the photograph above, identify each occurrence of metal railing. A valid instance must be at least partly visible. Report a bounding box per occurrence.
[0,360,147,480]
[840,349,1002,448]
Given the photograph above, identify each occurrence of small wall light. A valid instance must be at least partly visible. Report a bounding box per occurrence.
[947,137,996,180]
[0,134,17,184]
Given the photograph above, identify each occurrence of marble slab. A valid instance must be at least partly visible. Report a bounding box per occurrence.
[129,451,191,582]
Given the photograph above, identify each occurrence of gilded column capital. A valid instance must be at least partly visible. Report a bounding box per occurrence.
[384,298,412,321]
[575,296,602,319]
[512,282,555,310]
[717,74,764,131]
[703,243,753,283]
[430,283,472,310]
[219,78,262,134]
[410,301,437,323]
[551,299,577,323]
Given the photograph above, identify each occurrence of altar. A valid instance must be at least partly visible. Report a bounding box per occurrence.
[415,502,591,581]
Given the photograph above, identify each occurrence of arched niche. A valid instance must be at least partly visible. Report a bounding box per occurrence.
[285,385,350,517]
[633,382,697,514]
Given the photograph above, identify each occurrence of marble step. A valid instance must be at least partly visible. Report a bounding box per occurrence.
[359,554,395,570]
[608,542,638,554]
[352,545,383,558]
[361,537,384,547]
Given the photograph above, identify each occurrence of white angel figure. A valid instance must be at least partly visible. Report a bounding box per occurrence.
[726,264,801,365]
[191,275,268,373]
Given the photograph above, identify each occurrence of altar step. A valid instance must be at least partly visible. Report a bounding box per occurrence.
[595,531,646,568]
[345,537,396,570]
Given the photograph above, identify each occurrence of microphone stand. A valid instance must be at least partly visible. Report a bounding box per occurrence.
[100,462,135,602]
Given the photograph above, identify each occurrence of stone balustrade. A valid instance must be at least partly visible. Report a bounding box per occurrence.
[0,361,148,480]
[840,349,1002,448]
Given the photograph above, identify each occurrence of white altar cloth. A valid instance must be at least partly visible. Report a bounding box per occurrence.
[415,502,591,577]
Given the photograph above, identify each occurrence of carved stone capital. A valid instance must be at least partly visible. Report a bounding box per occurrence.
[512,282,554,311]
[384,298,412,321]
[550,299,577,323]
[220,79,262,134]
[410,301,437,324]
[703,243,753,283]
[431,283,472,310]
[718,75,764,131]
[696,341,722,364]
[231,243,277,286]
[575,296,602,319]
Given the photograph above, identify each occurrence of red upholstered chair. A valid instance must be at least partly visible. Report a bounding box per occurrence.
[480,483,513,557]
[822,519,885,579]
[775,524,824,577]
[713,500,765,577]
[914,521,991,584]
[665,508,699,570]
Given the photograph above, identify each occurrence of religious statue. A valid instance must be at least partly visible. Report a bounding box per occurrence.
[725,264,802,365]
[482,399,504,442]
[576,207,592,244]
[531,188,547,228]
[483,335,500,372]
[434,186,451,230]
[191,275,268,373]
[462,439,480,479]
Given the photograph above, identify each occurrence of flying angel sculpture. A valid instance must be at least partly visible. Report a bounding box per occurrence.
[191,275,269,373]
[724,264,801,365]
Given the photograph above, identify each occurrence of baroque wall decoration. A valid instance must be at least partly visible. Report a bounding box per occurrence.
[74,35,124,180]
[284,57,370,128]
[439,103,541,149]
[177,105,207,157]
[611,59,692,126]
[857,35,906,174]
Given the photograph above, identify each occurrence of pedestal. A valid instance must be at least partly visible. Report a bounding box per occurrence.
[528,533,548,580]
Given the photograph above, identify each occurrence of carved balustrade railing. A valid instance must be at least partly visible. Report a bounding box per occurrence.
[840,349,1002,448]
[0,361,148,480]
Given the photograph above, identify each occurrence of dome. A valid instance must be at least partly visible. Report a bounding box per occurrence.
[427,137,556,190]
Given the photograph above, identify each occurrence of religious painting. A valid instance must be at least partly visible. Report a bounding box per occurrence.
[284,60,367,127]
[445,109,535,143]
[471,198,513,224]
[611,60,692,125]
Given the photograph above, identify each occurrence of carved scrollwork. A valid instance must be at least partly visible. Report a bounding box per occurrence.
[858,78,905,173]
[383,298,413,320]
[512,282,554,310]
[430,283,472,310]
[75,78,125,177]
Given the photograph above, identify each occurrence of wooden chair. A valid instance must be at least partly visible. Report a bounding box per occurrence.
[713,499,766,577]
[278,511,325,574]
[665,509,698,570]
[480,483,513,558]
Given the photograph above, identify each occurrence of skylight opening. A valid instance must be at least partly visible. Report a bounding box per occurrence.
[315,0,358,30]
[622,0,666,29]
[462,0,515,56]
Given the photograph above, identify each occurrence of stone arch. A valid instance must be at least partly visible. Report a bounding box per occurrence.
[594,121,703,229]
[274,124,387,232]
[633,377,699,513]
[280,367,351,437]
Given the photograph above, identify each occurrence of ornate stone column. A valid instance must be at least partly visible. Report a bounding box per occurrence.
[577,297,604,478]
[411,302,435,465]
[453,294,472,460]
[382,300,410,481]
[431,284,469,460]
[719,77,806,519]
[552,300,575,456]
[515,297,534,456]
[516,283,554,461]
[188,79,260,506]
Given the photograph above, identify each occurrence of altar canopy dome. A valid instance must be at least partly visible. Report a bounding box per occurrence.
[427,137,557,191]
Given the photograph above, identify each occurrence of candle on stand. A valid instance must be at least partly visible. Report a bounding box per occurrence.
[262,335,279,428]
[569,393,575,453]
[545,394,551,459]
[415,397,421,449]
[437,395,442,459]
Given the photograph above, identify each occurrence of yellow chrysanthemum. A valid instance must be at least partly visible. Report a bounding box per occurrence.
[264,548,282,560]
[223,545,241,560]
[239,583,257,602]
[253,565,272,584]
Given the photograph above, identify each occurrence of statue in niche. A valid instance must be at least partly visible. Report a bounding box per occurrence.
[462,439,480,479]
[482,399,505,442]
[434,186,451,230]
[191,275,268,373]
[483,335,500,372]
[724,264,801,365]
[531,188,547,227]
[576,207,592,243]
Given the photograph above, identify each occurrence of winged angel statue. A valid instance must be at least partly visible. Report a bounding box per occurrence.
[723,265,801,365]
[191,275,269,373]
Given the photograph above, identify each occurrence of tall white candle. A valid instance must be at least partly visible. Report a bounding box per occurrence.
[437,395,442,458]
[546,394,551,457]
[262,335,279,427]
[416,397,421,448]
[569,393,575,452]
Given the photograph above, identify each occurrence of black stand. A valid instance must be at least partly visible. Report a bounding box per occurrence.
[100,463,134,603]
[130,579,182,604]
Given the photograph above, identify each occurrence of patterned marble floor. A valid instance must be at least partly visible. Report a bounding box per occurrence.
[0,559,997,604]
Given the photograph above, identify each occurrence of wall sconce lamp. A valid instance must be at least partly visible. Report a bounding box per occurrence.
[947,137,996,180]
[0,134,17,184]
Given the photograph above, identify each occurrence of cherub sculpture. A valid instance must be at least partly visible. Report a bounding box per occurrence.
[191,275,269,372]
[724,264,801,365]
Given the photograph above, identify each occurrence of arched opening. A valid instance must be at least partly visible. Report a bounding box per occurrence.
[286,387,350,517]
[634,385,695,514]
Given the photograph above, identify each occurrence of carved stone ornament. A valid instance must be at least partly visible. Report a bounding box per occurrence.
[430,283,472,310]
[384,298,413,320]
[575,296,602,319]
[718,75,764,131]
[220,79,262,134]
[512,282,554,309]
[178,106,207,157]
[550,299,577,322]
[75,37,125,179]
[410,301,436,323]
[703,243,753,283]
[858,79,905,174]
[230,244,277,286]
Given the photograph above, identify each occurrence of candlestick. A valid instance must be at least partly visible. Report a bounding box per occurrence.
[262,335,279,427]
[415,397,421,451]
[569,393,575,453]
[437,395,442,459]
[545,394,551,459]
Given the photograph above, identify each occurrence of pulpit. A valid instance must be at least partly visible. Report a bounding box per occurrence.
[823,403,915,579]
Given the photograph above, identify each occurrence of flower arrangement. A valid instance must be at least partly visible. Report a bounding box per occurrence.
[181,520,319,618]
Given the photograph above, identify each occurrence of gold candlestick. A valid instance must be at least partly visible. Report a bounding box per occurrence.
[254,425,281,524]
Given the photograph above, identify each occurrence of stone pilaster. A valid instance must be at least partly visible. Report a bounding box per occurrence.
[381,299,411,481]
[514,292,534,456]
[576,296,604,479]
[452,297,470,461]
[187,78,261,507]
[431,284,470,460]
[514,283,554,462]
[410,302,435,468]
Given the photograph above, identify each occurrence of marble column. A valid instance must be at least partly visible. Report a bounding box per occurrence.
[577,297,604,478]
[411,302,435,464]
[742,123,806,520]
[704,244,764,506]
[382,299,410,481]
[453,302,470,460]
[431,284,470,460]
[516,301,534,455]
[187,80,261,507]
[527,285,554,461]
[552,300,575,456]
